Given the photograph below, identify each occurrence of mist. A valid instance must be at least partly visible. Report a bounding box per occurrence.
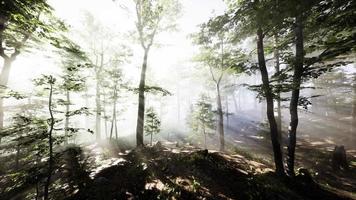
[1,0,355,199]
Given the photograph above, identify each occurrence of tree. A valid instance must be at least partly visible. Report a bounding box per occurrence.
[104,58,126,140]
[79,12,116,141]
[192,22,246,151]
[130,0,181,146]
[190,94,215,149]
[0,0,66,132]
[33,75,56,200]
[206,0,286,175]
[265,0,356,176]
[55,39,88,144]
[144,107,161,146]
[31,72,92,199]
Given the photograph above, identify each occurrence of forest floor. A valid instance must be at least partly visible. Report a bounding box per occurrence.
[220,112,356,197]
[62,141,355,200]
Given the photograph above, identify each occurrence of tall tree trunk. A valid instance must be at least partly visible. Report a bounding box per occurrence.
[0,58,13,134]
[257,26,285,176]
[352,82,356,143]
[136,49,149,147]
[110,94,117,140]
[115,116,118,140]
[44,80,55,200]
[274,35,282,138]
[95,53,104,141]
[64,90,70,145]
[287,15,304,176]
[95,78,101,141]
[113,86,118,140]
[150,133,153,146]
[217,84,225,151]
[226,96,229,130]
[103,94,108,138]
[233,91,239,114]
[84,88,90,130]
[203,123,206,149]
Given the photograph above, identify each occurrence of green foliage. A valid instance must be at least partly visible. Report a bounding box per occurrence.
[33,74,91,136]
[188,94,215,136]
[129,85,172,96]
[0,88,26,99]
[0,0,68,59]
[192,20,248,76]
[132,0,182,49]
[144,107,161,140]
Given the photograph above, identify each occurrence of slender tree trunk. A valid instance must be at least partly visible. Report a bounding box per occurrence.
[150,133,153,146]
[110,101,116,139]
[136,49,149,147]
[95,53,104,141]
[84,88,90,130]
[110,86,118,140]
[103,94,108,138]
[44,80,55,200]
[0,58,13,134]
[257,26,285,176]
[115,116,118,140]
[226,96,229,130]
[217,84,225,151]
[36,181,40,200]
[203,123,207,149]
[274,35,282,138]
[287,15,304,176]
[95,78,101,141]
[109,117,114,140]
[64,90,70,145]
[352,82,356,143]
[233,91,239,114]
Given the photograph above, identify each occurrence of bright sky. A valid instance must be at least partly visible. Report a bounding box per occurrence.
[9,0,227,92]
[5,0,227,135]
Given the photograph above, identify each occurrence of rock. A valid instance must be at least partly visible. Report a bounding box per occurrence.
[332,145,349,170]
[197,149,209,157]
[295,168,317,189]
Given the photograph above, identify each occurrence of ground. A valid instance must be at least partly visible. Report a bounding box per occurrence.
[61,141,355,200]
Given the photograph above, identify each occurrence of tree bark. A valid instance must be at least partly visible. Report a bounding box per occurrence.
[150,133,153,146]
[103,94,108,138]
[233,91,239,114]
[274,35,282,138]
[95,53,104,141]
[110,87,117,140]
[226,96,229,129]
[0,58,13,133]
[84,88,90,131]
[44,80,55,200]
[352,82,356,143]
[64,90,70,145]
[257,26,285,176]
[203,123,207,149]
[95,80,101,141]
[217,84,225,151]
[287,15,304,176]
[136,49,149,147]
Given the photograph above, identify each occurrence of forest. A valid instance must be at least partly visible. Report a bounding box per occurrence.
[0,0,355,199]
